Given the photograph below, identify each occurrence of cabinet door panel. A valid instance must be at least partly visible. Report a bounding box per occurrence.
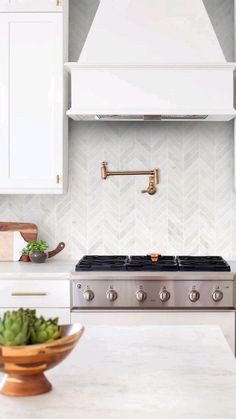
[0,12,64,193]
[0,1,63,12]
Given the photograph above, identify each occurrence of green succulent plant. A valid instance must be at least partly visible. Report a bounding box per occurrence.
[30,316,62,344]
[20,247,29,256]
[0,309,62,347]
[0,309,30,346]
[27,240,48,253]
[20,241,48,258]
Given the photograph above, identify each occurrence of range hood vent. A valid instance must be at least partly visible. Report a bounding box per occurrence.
[95,115,208,121]
[66,0,236,122]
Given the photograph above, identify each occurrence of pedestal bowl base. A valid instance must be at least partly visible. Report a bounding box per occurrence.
[0,373,52,397]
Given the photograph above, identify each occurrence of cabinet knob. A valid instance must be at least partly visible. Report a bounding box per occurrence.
[56,0,62,6]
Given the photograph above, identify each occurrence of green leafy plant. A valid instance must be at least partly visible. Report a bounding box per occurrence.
[0,308,61,346]
[20,247,29,256]
[27,240,48,253]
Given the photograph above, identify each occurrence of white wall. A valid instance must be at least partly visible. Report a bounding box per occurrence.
[0,0,235,261]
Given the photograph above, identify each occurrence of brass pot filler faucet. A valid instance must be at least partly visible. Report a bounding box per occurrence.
[101,162,159,195]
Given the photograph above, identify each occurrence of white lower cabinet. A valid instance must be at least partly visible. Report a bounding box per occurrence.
[0,279,70,324]
[71,311,236,354]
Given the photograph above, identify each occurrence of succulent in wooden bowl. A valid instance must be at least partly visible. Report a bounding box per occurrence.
[0,309,84,397]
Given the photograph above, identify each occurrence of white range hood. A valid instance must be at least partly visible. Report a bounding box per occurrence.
[66,0,236,121]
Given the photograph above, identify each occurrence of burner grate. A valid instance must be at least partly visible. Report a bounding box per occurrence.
[75,255,231,272]
[75,255,129,271]
[127,256,178,271]
[177,256,231,272]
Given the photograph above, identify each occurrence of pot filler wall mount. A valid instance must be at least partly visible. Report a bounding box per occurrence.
[65,0,236,122]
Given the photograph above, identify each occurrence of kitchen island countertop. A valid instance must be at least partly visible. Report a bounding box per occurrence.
[0,325,236,419]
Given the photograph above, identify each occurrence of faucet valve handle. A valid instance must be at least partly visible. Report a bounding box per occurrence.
[141,176,156,195]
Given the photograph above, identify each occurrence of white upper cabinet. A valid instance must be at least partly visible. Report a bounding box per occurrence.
[0,0,63,12]
[0,5,68,193]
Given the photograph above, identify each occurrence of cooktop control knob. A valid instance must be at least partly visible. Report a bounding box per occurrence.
[212,290,223,302]
[136,290,147,302]
[189,290,200,302]
[106,289,118,302]
[83,289,94,301]
[159,290,171,302]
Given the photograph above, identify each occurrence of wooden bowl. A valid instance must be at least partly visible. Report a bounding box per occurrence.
[0,323,84,397]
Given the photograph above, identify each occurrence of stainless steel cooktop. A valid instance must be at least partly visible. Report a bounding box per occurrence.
[71,255,235,310]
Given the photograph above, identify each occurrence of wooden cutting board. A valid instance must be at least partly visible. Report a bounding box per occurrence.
[0,222,38,242]
[0,231,29,261]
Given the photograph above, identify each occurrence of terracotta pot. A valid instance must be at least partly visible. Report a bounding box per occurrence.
[21,255,30,262]
[29,251,47,263]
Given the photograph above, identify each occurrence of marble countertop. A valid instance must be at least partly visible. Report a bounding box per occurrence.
[0,259,74,279]
[1,325,236,419]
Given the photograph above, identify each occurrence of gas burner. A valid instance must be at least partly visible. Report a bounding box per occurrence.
[127,256,178,271]
[177,256,231,272]
[75,255,129,271]
[75,255,231,272]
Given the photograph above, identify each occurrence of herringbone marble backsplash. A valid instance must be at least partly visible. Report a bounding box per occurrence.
[1,0,236,260]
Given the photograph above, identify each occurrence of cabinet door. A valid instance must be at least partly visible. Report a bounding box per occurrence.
[0,1,63,12]
[0,12,65,193]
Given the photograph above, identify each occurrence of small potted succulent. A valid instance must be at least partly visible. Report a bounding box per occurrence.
[27,240,49,263]
[20,247,30,262]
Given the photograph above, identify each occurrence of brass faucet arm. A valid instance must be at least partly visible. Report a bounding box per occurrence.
[102,162,155,177]
[107,170,155,176]
[101,162,159,196]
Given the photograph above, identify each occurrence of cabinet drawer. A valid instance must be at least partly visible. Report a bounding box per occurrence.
[0,280,70,308]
